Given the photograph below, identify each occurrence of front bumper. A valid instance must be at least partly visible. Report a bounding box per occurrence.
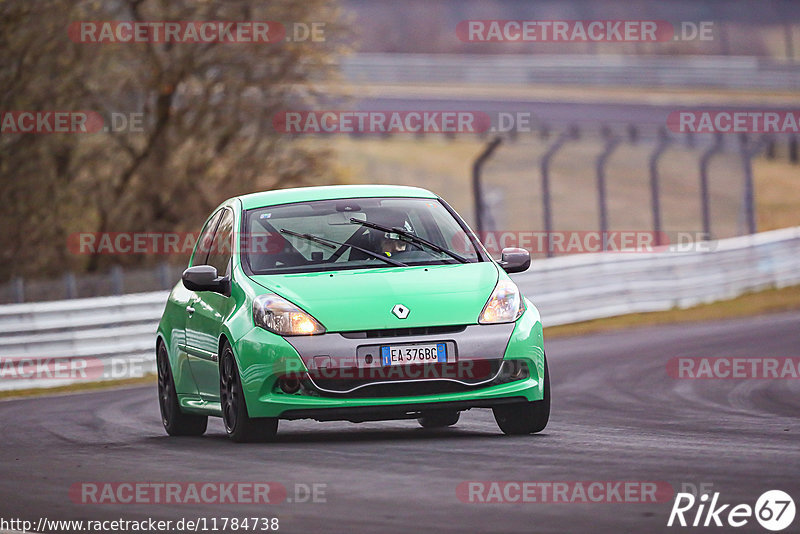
[281,397,528,423]
[232,301,545,420]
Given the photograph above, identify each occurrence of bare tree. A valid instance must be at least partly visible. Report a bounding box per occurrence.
[0,0,345,278]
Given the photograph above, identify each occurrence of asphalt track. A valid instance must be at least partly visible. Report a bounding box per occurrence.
[1,311,798,533]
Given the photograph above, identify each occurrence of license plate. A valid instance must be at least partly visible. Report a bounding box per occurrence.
[381,343,447,366]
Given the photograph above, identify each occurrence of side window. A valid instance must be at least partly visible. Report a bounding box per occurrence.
[206,209,234,276]
[191,211,222,267]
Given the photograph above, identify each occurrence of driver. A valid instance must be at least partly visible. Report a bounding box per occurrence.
[379,231,408,257]
[367,210,415,258]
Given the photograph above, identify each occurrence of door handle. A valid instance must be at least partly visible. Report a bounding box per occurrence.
[186,305,195,316]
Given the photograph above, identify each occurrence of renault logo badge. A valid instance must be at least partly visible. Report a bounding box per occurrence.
[392,304,410,319]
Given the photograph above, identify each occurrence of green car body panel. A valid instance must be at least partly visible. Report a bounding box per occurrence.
[156,185,546,425]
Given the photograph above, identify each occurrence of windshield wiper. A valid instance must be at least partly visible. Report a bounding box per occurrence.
[279,229,407,268]
[349,218,469,264]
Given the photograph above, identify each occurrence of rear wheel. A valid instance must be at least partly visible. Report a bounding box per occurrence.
[493,355,550,435]
[417,410,460,428]
[220,343,278,443]
[157,342,208,436]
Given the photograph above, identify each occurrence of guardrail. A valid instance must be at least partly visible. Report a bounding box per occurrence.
[0,292,167,390]
[341,53,800,90]
[514,226,800,325]
[1,226,798,391]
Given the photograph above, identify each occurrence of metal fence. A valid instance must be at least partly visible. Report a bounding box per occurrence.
[1,226,798,391]
[470,128,791,253]
[0,263,185,305]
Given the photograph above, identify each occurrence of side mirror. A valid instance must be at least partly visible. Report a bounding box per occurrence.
[498,247,531,273]
[182,265,230,296]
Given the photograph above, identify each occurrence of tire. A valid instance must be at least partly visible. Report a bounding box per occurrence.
[418,410,460,428]
[157,341,208,436]
[220,343,278,443]
[493,355,550,435]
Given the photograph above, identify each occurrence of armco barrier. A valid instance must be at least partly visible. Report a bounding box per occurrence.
[514,226,800,325]
[0,292,167,390]
[1,227,798,391]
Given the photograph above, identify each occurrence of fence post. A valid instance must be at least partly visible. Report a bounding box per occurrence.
[685,131,695,149]
[471,136,503,236]
[111,265,124,295]
[740,135,765,236]
[627,124,638,144]
[649,128,672,246]
[538,123,551,140]
[540,126,578,257]
[764,137,776,159]
[596,127,622,248]
[12,277,25,303]
[699,133,723,240]
[158,262,172,290]
[64,272,77,299]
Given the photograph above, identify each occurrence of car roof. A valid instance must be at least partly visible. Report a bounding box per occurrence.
[237,184,438,210]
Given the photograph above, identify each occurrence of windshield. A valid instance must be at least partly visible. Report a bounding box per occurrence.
[243,197,482,274]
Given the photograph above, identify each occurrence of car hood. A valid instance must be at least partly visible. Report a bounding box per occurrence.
[249,262,500,332]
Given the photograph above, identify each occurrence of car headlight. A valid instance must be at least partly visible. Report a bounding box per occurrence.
[479,279,524,324]
[253,294,325,336]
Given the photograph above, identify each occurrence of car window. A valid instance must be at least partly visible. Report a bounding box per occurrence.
[206,209,234,276]
[190,210,222,267]
[244,197,481,274]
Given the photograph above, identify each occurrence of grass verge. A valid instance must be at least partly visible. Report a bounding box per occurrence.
[0,374,156,401]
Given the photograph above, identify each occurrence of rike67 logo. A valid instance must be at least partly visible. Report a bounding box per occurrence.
[668,490,795,531]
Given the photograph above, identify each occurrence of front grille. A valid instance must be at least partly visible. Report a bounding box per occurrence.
[339,325,467,339]
[302,360,504,398]
[323,380,476,398]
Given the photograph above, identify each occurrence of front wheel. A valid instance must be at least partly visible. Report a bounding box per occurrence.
[493,355,550,435]
[220,343,278,443]
[157,342,208,436]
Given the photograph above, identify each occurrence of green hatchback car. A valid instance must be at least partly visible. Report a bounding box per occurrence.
[156,185,549,442]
